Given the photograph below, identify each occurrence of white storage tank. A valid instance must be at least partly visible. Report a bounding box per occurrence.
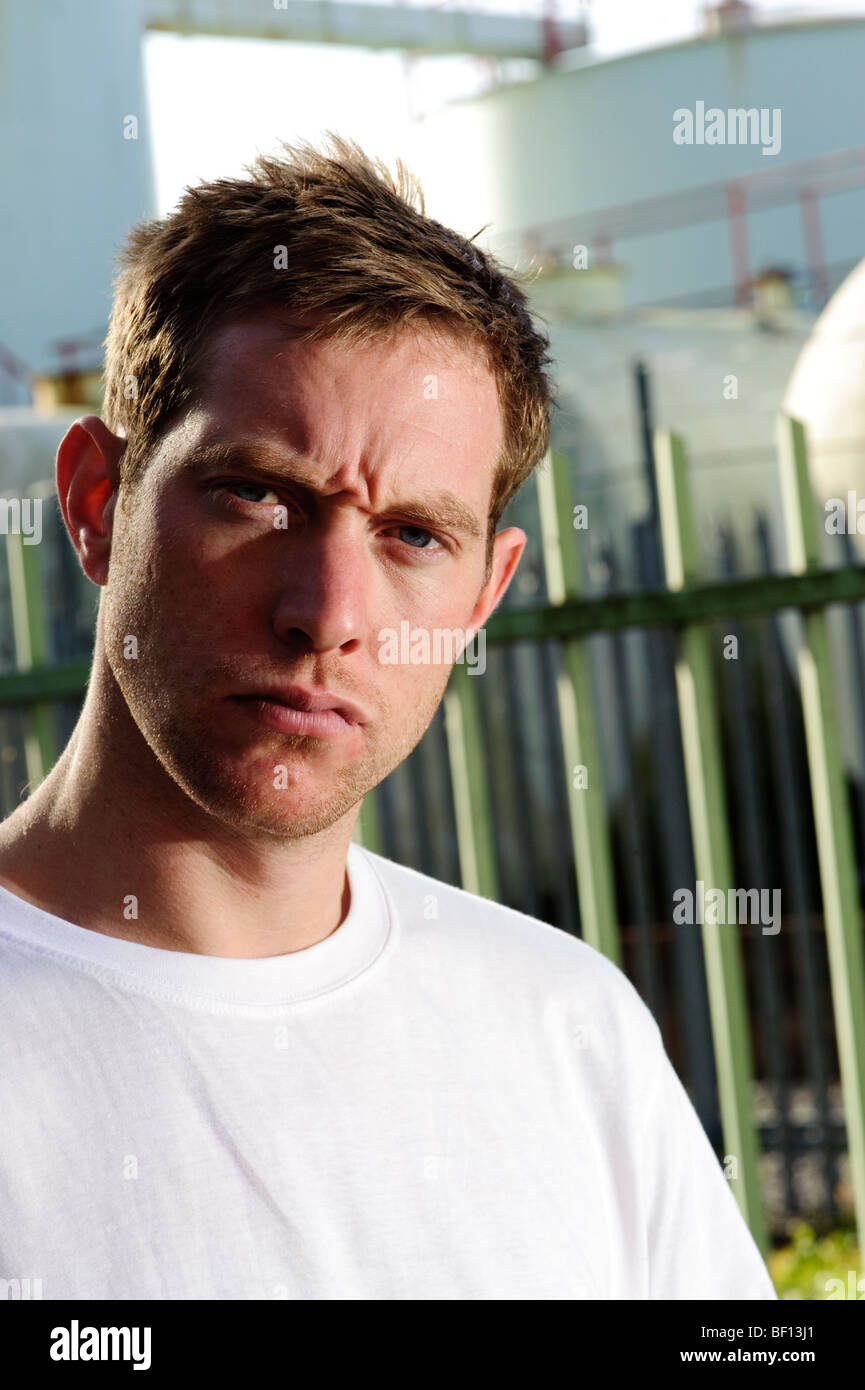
[0,0,155,391]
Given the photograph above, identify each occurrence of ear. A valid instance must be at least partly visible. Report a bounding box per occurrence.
[463,526,527,642]
[56,416,127,586]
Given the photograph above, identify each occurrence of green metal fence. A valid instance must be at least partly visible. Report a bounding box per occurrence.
[3,411,865,1259]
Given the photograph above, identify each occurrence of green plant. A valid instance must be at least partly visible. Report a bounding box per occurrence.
[768,1223,862,1300]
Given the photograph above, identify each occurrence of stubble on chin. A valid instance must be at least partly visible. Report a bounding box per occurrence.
[121,671,449,841]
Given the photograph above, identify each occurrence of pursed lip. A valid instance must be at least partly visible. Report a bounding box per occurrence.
[232,684,368,726]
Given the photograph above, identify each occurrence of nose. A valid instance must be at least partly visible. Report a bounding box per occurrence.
[272,517,368,655]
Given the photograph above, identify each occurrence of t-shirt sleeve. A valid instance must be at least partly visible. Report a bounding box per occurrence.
[640,1028,778,1301]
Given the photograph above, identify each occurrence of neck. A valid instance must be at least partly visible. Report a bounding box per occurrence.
[0,652,358,957]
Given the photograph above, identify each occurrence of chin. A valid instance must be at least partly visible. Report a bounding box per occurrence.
[156,720,380,836]
[206,788,355,840]
[183,760,362,837]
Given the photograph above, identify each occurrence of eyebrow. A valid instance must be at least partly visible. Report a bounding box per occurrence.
[178,440,483,539]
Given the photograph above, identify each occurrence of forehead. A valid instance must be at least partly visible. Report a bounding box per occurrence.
[187,310,503,478]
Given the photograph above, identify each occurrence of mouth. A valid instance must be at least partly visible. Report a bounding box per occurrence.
[229,685,367,738]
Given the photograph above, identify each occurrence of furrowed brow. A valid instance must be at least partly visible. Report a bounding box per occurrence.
[386,495,482,538]
[180,441,483,538]
[178,442,291,475]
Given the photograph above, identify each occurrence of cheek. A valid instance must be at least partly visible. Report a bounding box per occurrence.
[136,511,231,611]
[105,519,212,657]
[386,562,482,618]
[372,570,483,658]
[373,623,473,691]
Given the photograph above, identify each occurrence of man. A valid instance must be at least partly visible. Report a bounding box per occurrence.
[0,133,776,1300]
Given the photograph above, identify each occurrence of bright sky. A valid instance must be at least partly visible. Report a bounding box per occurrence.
[145,0,865,216]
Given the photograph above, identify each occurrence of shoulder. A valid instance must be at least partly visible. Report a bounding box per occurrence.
[357,845,662,1059]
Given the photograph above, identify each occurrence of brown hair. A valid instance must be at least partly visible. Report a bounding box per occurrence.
[102,131,556,575]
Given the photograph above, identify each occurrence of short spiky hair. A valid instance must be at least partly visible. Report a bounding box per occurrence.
[102,132,555,571]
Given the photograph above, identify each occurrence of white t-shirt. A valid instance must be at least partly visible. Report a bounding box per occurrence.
[0,842,777,1301]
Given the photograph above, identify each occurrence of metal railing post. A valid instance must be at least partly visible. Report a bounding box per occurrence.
[352,788,382,854]
[443,659,499,899]
[654,428,770,1255]
[537,449,621,965]
[777,411,865,1244]
[5,523,54,787]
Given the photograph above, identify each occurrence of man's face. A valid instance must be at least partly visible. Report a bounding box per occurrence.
[97,311,524,839]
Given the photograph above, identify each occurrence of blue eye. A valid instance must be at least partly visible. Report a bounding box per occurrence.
[228,482,277,503]
[398,525,442,550]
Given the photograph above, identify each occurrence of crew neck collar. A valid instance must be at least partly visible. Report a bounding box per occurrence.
[0,842,394,1014]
